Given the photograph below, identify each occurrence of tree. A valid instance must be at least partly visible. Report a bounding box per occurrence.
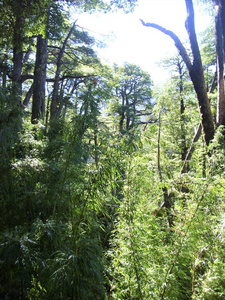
[0,0,48,106]
[50,22,77,120]
[109,63,153,133]
[32,35,48,123]
[161,54,190,164]
[141,0,215,145]
[213,0,225,126]
[0,0,138,122]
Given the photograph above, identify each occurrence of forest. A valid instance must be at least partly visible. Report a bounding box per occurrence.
[0,0,225,299]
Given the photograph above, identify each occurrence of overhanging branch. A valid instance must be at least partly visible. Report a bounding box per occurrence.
[140,19,192,71]
[140,7,215,146]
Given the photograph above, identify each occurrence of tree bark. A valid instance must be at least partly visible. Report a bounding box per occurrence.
[32,35,48,124]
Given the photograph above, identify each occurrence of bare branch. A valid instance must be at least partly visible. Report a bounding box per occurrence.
[140,19,192,71]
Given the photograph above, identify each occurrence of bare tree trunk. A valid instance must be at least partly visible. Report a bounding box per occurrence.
[140,0,215,145]
[185,0,215,144]
[32,35,48,124]
[50,22,76,120]
[214,0,225,126]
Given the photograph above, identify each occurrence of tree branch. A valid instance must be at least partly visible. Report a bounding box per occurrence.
[140,19,192,71]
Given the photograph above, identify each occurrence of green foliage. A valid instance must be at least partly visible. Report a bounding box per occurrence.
[0,111,109,298]
[108,132,225,299]
[106,73,225,299]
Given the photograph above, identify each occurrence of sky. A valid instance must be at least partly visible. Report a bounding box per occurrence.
[73,0,213,84]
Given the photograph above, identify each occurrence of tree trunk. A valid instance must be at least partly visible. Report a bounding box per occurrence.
[214,0,225,126]
[32,35,48,124]
[2,70,7,89]
[119,93,125,133]
[178,60,188,163]
[181,73,217,173]
[185,0,215,145]
[140,0,215,145]
[126,95,130,130]
[50,22,76,120]
[12,15,24,105]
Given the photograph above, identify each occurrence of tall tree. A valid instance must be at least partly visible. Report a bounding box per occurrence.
[10,3,25,105]
[213,0,225,126]
[141,0,215,145]
[0,0,48,106]
[32,35,48,123]
[50,22,77,120]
